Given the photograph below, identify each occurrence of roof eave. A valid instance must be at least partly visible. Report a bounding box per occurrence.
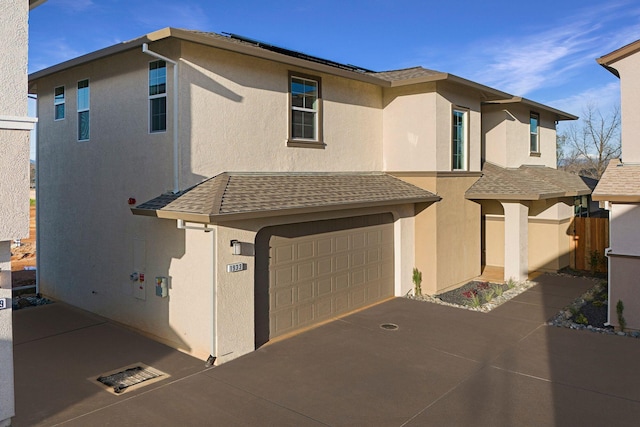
[597,39,640,69]
[132,195,440,224]
[29,27,389,89]
[592,193,640,203]
[482,96,578,121]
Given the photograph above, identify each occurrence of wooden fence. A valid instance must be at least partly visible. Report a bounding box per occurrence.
[570,217,609,273]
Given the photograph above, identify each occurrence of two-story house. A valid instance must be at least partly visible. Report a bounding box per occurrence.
[29,28,588,364]
[594,39,640,331]
[1,1,46,425]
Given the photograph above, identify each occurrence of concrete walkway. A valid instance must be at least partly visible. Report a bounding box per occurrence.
[12,274,640,426]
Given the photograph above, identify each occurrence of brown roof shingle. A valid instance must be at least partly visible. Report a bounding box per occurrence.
[133,172,440,223]
[368,67,444,82]
[465,162,591,200]
[592,159,640,202]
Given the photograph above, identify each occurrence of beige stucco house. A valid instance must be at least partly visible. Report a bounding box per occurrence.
[1,1,45,425]
[29,28,588,364]
[593,40,640,331]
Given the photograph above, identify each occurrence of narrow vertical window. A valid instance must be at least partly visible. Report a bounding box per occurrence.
[530,112,540,153]
[149,60,167,133]
[77,79,90,141]
[452,109,468,170]
[54,86,65,120]
[290,75,319,141]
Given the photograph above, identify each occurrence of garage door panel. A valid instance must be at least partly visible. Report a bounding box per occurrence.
[335,254,350,271]
[264,214,394,340]
[297,261,314,281]
[273,287,295,309]
[317,258,332,276]
[335,273,349,291]
[298,281,314,302]
[297,241,315,260]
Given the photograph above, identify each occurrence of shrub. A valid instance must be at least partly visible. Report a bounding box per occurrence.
[412,268,422,296]
[483,288,495,304]
[617,300,626,332]
[493,284,504,297]
[574,313,588,325]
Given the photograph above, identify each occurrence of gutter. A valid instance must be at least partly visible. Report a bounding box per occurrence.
[142,43,181,194]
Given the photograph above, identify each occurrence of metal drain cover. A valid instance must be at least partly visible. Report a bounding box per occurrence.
[380,323,399,330]
[95,364,167,394]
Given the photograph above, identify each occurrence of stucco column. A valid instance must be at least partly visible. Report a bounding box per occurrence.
[501,201,529,282]
[0,241,15,427]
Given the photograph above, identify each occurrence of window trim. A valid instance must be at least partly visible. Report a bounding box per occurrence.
[451,107,469,171]
[530,111,540,154]
[148,59,167,134]
[77,79,90,142]
[288,71,324,148]
[54,85,65,121]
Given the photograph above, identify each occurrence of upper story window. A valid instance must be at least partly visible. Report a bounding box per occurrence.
[149,60,167,133]
[452,108,468,170]
[54,86,65,120]
[530,112,540,153]
[77,79,90,141]
[289,73,323,147]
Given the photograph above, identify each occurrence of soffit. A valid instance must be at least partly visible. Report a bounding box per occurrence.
[132,172,441,223]
[465,162,591,201]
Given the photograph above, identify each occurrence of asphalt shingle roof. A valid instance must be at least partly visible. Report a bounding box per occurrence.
[132,172,440,223]
[592,159,640,202]
[465,162,591,200]
[368,67,444,82]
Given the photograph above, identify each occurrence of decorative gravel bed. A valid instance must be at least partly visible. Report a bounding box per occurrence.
[547,279,640,338]
[12,294,53,310]
[407,279,536,313]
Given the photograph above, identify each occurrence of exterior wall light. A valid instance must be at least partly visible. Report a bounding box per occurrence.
[230,239,242,255]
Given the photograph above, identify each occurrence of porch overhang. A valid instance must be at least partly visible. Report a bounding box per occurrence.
[131,172,441,224]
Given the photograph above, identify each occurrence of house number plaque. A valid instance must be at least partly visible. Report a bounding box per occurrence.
[0,298,7,310]
[226,262,247,273]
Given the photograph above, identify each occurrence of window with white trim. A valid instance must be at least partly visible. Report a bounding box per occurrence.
[54,86,65,120]
[290,74,321,142]
[149,60,167,133]
[530,112,540,153]
[77,79,90,141]
[452,108,468,170]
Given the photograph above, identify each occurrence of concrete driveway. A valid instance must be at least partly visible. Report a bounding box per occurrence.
[12,274,640,426]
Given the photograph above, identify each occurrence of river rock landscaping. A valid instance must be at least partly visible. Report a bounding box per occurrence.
[408,278,537,312]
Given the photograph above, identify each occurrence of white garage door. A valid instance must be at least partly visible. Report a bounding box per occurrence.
[255,214,394,342]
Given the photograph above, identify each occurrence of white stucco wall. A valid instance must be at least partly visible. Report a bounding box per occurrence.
[614,53,640,163]
[482,103,558,168]
[382,83,438,171]
[1,1,31,425]
[181,42,383,188]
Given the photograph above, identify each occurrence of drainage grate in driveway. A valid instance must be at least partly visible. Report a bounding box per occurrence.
[94,364,168,395]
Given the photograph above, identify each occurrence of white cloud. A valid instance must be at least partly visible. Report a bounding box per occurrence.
[453,1,640,96]
[52,0,95,12]
[29,38,83,72]
[547,81,620,117]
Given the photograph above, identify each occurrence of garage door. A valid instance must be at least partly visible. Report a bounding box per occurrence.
[255,214,394,344]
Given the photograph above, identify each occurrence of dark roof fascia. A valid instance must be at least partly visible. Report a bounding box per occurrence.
[596,39,640,77]
[482,97,578,121]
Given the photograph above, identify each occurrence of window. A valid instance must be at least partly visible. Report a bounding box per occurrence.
[149,60,167,133]
[54,86,65,120]
[290,74,321,144]
[452,109,468,170]
[77,79,90,141]
[530,112,540,153]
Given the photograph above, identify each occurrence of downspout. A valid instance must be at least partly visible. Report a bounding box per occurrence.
[142,43,180,194]
[34,95,40,296]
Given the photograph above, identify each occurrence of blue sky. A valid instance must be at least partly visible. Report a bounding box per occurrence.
[28,0,640,158]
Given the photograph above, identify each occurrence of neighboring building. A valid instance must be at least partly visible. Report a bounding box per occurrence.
[594,40,640,331]
[1,1,45,426]
[28,28,589,364]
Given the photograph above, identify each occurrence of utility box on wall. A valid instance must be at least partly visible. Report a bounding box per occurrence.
[155,277,168,298]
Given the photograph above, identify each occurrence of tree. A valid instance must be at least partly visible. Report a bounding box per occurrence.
[557,104,621,179]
